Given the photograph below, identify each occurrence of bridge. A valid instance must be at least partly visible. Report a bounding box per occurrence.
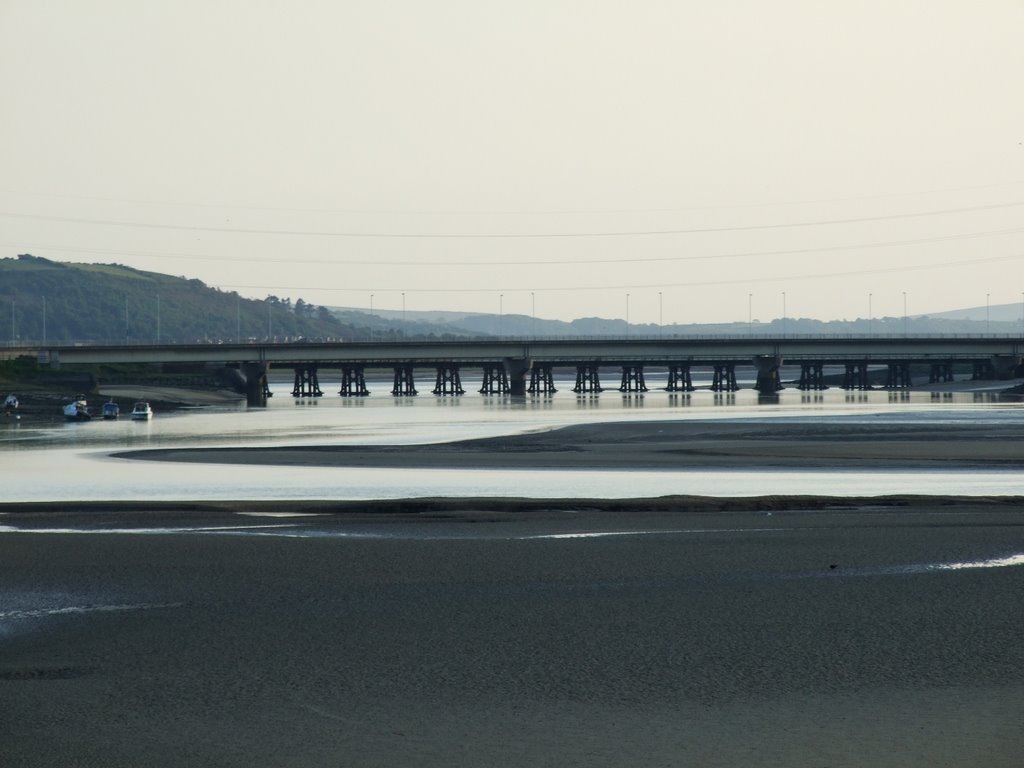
[13,336,1024,405]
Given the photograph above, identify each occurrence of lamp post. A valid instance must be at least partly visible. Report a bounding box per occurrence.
[499,294,503,337]
[902,292,908,335]
[868,293,873,336]
[369,294,374,341]
[531,292,535,337]
[42,296,46,345]
[658,291,663,336]
[782,291,786,336]
[986,293,990,334]
[402,292,406,326]
[748,293,753,335]
[625,293,630,336]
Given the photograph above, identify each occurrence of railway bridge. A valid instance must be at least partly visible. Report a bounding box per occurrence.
[20,336,1024,406]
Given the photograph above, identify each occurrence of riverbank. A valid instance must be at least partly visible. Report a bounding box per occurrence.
[1,386,244,425]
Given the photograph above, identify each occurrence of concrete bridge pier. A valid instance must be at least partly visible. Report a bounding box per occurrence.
[929,362,954,383]
[291,364,323,397]
[711,364,739,392]
[242,362,270,407]
[841,362,871,390]
[528,364,557,395]
[339,365,370,396]
[884,363,912,389]
[572,364,603,393]
[432,364,465,395]
[796,363,827,390]
[391,365,418,396]
[665,364,695,392]
[479,364,510,394]
[618,364,648,393]
[503,358,531,397]
[972,360,995,380]
[753,355,783,394]
[991,354,1022,379]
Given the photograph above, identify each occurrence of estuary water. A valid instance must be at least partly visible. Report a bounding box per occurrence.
[3,373,1024,502]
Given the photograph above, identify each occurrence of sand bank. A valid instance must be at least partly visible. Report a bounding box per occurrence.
[110,418,1024,471]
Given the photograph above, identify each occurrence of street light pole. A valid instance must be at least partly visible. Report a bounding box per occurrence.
[781,291,786,336]
[658,292,663,336]
[625,293,630,336]
[369,294,374,342]
[499,294,503,337]
[868,293,872,336]
[748,293,752,335]
[986,293,990,334]
[531,292,535,337]
[903,292,908,335]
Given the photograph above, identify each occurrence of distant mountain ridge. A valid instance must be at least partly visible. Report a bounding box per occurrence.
[3,254,1021,345]
[1,254,349,345]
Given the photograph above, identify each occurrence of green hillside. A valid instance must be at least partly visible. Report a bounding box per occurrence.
[1,254,352,344]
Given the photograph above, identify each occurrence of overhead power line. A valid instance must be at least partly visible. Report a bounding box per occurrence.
[6,225,1024,268]
[2,200,1023,239]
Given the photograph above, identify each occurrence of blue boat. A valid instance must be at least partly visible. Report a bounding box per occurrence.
[102,400,120,420]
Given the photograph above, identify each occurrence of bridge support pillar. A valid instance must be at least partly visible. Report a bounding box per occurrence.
[929,363,954,383]
[711,364,739,392]
[339,365,370,396]
[753,355,784,394]
[242,362,270,407]
[972,360,995,380]
[884,363,912,389]
[665,363,695,392]
[618,364,648,393]
[572,364,603,393]
[991,354,1022,380]
[504,358,531,397]
[528,364,557,395]
[796,363,828,390]
[291,364,323,397]
[841,362,871,390]
[433,364,465,395]
[479,364,510,394]
[391,365,418,396]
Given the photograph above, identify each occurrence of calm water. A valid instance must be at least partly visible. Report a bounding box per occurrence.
[3,374,1023,502]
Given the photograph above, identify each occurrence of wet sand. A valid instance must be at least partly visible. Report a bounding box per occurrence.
[2,505,1024,767]
[112,417,1024,471]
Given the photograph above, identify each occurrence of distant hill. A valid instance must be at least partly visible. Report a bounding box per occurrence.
[4,255,1021,345]
[1,254,350,344]
[330,305,1024,338]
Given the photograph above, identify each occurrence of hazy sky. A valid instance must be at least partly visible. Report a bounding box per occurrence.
[2,1,1023,324]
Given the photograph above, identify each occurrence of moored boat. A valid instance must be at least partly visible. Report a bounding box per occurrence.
[130,401,153,420]
[63,395,91,421]
[102,400,120,420]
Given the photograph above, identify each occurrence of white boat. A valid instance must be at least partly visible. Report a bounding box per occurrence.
[63,396,91,421]
[130,402,153,420]
[3,393,17,413]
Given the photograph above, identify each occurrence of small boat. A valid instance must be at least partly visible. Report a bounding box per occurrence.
[130,402,153,420]
[63,395,91,421]
[102,400,120,420]
[3,393,17,414]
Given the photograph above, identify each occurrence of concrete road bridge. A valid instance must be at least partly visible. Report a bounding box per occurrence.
[17,336,1024,405]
